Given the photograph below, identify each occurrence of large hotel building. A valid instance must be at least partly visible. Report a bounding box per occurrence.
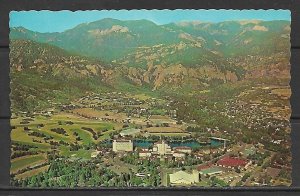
[112,140,133,152]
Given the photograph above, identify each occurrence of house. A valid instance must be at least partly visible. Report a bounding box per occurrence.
[169,170,199,185]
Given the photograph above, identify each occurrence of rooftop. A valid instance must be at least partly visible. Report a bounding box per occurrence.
[169,170,198,184]
[173,146,192,150]
[199,167,223,175]
[217,156,248,167]
[114,139,132,143]
[197,164,212,171]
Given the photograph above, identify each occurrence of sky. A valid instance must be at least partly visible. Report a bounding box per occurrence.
[10,9,291,33]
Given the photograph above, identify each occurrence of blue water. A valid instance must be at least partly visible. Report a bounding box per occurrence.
[211,139,223,147]
[134,139,223,149]
[169,141,202,148]
[103,139,223,149]
[133,140,153,148]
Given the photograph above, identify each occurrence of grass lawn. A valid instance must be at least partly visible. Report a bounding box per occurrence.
[34,126,71,142]
[12,140,50,150]
[59,146,92,159]
[196,180,210,187]
[70,128,94,145]
[11,128,37,143]
[11,154,47,173]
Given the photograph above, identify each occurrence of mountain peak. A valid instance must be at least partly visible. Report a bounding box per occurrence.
[237,20,262,25]
[175,21,211,27]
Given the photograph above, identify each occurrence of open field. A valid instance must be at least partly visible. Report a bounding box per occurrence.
[59,146,92,159]
[11,154,47,173]
[144,126,185,133]
[15,165,50,180]
[72,108,127,121]
[12,140,50,150]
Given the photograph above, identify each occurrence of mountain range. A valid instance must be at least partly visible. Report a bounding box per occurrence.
[9,18,291,111]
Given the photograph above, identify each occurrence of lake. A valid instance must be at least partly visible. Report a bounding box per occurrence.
[133,139,223,149]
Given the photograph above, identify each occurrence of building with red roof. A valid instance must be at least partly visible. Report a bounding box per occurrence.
[216,156,248,169]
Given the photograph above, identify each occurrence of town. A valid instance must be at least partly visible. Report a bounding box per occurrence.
[10,89,291,187]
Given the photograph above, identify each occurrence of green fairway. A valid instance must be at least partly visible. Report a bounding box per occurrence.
[12,140,50,150]
[11,154,47,173]
[59,146,92,159]
[70,128,94,145]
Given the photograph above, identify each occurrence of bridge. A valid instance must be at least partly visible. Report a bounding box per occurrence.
[209,137,230,149]
[209,137,230,141]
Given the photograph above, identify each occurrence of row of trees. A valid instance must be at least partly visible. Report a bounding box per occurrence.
[50,128,68,136]
[11,151,38,159]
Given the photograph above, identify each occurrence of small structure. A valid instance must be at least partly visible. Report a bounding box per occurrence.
[200,149,211,155]
[198,166,223,176]
[139,148,152,158]
[169,170,199,185]
[173,152,186,159]
[173,146,192,154]
[91,150,101,158]
[135,173,150,177]
[112,139,133,152]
